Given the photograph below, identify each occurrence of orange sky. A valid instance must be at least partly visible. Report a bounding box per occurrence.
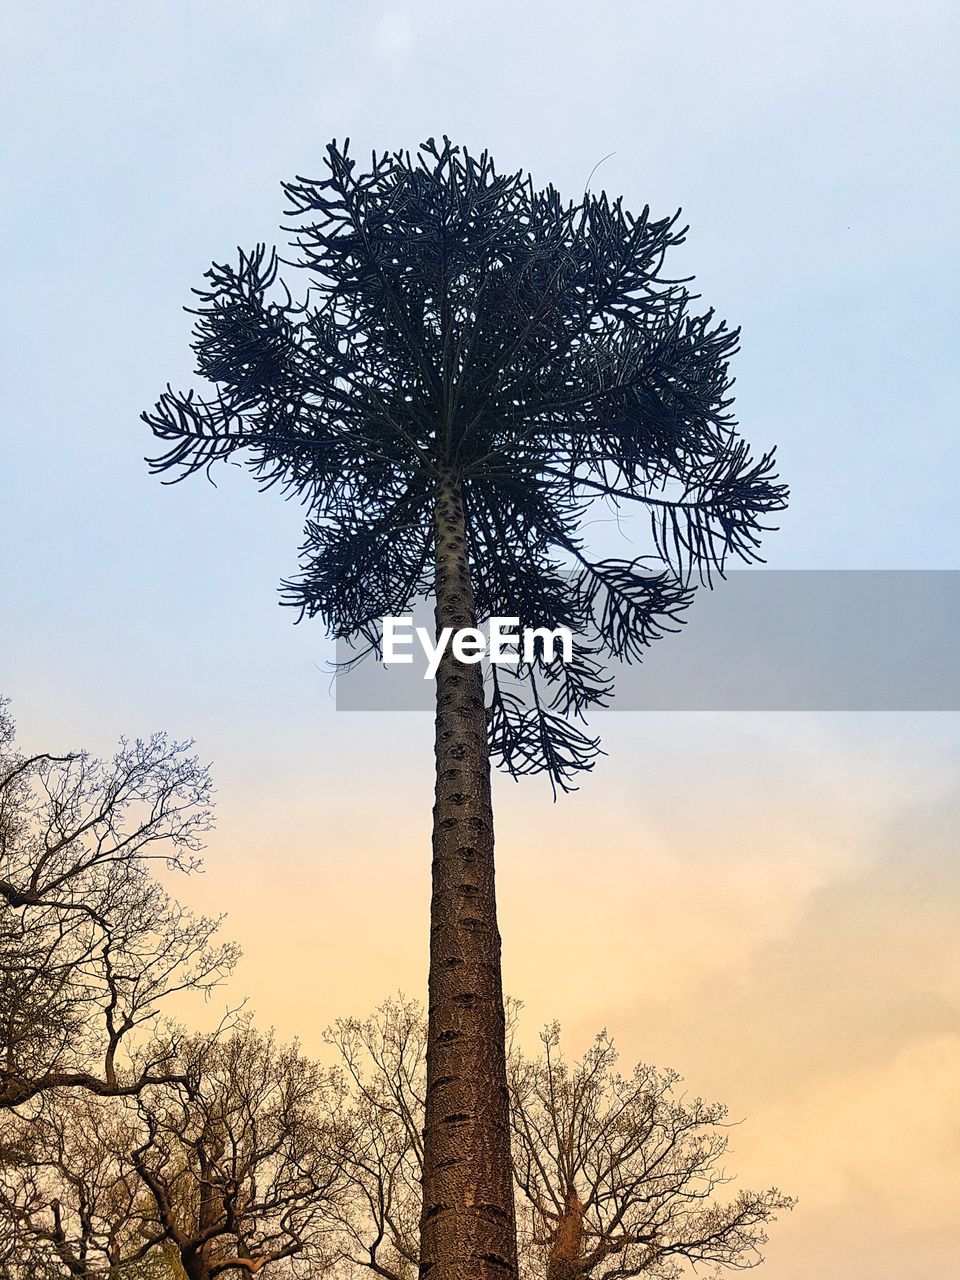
[151,707,960,1279]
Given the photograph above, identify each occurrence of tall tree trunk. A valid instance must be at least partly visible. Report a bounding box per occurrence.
[419,469,518,1280]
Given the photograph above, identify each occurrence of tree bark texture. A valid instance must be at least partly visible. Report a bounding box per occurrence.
[419,469,519,1280]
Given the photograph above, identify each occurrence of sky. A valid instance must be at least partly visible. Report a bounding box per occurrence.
[2,3,959,1276]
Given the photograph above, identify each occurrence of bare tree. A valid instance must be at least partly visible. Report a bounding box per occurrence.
[323,1000,425,1280]
[0,1092,156,1277]
[128,1029,344,1280]
[322,1001,790,1280]
[0,1030,345,1280]
[0,699,238,1110]
[509,1026,792,1280]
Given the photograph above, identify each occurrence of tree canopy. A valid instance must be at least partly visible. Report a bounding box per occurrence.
[144,137,787,790]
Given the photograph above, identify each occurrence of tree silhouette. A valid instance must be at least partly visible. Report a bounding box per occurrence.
[127,1029,343,1280]
[0,700,236,1112]
[142,138,787,1280]
[321,998,791,1280]
[1,1030,343,1280]
[509,1025,791,1280]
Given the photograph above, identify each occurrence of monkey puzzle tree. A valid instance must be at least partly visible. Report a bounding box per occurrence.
[142,138,787,1280]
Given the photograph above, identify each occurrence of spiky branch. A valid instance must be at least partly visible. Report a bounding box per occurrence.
[143,137,787,791]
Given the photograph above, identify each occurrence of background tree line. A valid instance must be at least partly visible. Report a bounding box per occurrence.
[1,701,790,1279]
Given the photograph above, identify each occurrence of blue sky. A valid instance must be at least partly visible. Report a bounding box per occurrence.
[3,0,958,743]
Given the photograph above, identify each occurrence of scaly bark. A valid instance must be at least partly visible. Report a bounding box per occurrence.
[419,469,518,1280]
